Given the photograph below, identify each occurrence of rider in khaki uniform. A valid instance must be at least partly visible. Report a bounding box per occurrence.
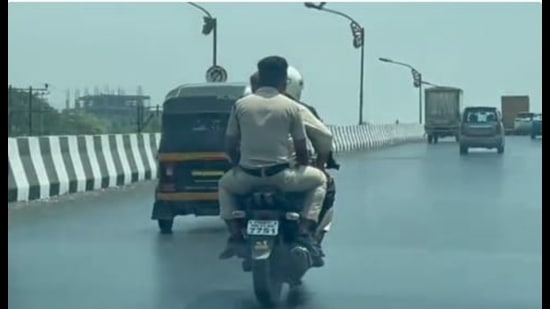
[218,56,327,266]
[248,68,339,247]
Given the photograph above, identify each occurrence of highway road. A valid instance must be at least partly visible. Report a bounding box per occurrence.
[8,137,542,309]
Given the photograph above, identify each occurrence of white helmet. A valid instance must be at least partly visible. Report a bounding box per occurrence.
[243,66,304,100]
[286,66,304,101]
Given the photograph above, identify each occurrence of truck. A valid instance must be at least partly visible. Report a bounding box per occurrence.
[501,95,530,134]
[424,87,463,144]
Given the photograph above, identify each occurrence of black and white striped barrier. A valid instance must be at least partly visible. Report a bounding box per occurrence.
[330,123,424,153]
[8,134,160,203]
[7,124,423,202]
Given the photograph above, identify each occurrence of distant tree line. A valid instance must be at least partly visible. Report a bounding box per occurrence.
[8,87,160,137]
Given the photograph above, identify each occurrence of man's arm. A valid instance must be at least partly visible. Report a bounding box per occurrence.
[224,105,241,165]
[298,106,333,169]
[300,101,340,170]
[303,103,322,121]
[289,106,309,166]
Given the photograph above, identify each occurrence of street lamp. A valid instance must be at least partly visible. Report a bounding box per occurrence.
[422,81,440,87]
[188,2,218,66]
[379,57,424,124]
[304,2,366,125]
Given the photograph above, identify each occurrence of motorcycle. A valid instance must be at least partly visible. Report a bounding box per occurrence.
[231,184,335,307]
[227,154,339,307]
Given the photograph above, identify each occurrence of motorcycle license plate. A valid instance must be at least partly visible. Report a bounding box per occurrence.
[246,220,279,236]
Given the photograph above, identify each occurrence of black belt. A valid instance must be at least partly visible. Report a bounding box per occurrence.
[239,163,290,177]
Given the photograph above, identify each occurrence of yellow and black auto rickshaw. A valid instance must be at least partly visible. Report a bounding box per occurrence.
[151,82,249,233]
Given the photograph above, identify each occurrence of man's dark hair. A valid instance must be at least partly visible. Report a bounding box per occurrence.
[257,56,288,88]
[249,72,260,91]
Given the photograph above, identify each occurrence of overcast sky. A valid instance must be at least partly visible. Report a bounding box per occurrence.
[8,2,542,125]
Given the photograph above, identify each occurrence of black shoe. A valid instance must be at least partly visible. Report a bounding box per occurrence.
[315,233,327,257]
[290,245,313,270]
[318,246,326,258]
[218,236,245,260]
[241,259,252,272]
[295,235,325,267]
[311,249,325,267]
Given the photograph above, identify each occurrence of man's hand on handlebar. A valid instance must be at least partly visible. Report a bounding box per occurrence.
[326,160,340,170]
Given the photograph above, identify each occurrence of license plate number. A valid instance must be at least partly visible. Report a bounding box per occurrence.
[246,220,279,236]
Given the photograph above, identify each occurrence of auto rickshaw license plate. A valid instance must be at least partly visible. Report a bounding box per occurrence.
[191,170,225,177]
[191,170,224,183]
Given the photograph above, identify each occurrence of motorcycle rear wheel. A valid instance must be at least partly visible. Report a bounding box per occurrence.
[252,259,283,308]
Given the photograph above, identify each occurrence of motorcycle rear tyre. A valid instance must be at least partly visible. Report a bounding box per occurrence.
[252,259,283,308]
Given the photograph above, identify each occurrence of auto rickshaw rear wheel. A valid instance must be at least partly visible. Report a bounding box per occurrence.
[158,219,174,234]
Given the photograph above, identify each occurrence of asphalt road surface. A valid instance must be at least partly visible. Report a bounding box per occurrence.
[8,137,542,309]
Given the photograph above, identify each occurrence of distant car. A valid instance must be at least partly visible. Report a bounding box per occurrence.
[459,106,505,155]
[514,112,534,135]
[531,113,542,139]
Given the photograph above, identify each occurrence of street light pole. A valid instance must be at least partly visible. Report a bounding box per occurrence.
[188,2,217,66]
[379,57,424,124]
[212,18,217,66]
[359,27,365,125]
[8,85,13,136]
[28,86,33,135]
[422,80,440,88]
[305,2,365,125]
[418,75,422,124]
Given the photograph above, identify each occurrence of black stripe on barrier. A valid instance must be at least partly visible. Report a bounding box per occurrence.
[123,135,139,183]
[17,138,40,200]
[137,134,152,180]
[109,135,125,187]
[132,135,146,181]
[77,136,94,191]
[93,136,110,189]
[59,137,78,194]
[150,134,159,178]
[39,137,60,198]
[8,159,18,202]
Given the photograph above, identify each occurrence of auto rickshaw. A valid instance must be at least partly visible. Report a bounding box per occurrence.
[151,82,249,233]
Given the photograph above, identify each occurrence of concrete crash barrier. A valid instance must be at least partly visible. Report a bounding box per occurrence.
[8,133,160,203]
[8,124,423,203]
[330,123,424,153]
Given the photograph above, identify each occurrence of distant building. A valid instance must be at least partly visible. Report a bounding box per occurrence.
[69,93,152,130]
